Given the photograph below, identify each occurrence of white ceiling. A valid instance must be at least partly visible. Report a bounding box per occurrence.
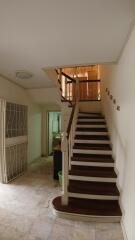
[0,0,135,89]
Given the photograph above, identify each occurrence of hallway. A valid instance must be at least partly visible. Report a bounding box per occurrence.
[0,158,123,240]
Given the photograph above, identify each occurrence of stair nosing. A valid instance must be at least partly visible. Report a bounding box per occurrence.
[68,180,119,196]
[69,176,117,183]
[52,196,122,217]
[71,161,114,167]
[68,193,119,200]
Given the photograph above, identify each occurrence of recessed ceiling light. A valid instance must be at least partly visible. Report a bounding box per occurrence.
[16,70,33,80]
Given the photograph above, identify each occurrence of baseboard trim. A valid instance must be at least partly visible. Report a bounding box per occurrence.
[52,206,121,223]
[121,220,128,240]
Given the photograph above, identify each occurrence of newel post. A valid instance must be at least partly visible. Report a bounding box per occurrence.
[61,132,69,205]
[59,68,62,83]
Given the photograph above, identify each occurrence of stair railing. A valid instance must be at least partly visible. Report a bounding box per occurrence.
[61,80,79,205]
[57,69,76,106]
[57,68,101,102]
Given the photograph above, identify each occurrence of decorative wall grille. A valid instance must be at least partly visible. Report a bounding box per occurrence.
[6,102,27,138]
[0,101,28,183]
[5,143,27,182]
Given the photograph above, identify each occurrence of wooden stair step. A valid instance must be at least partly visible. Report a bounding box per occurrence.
[78,119,105,123]
[78,116,105,119]
[68,180,119,196]
[72,154,114,163]
[52,196,122,216]
[69,166,117,178]
[79,112,102,115]
[75,135,109,140]
[76,128,107,132]
[77,121,106,125]
[73,143,111,150]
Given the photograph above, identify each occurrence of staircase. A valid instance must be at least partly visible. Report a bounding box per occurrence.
[52,111,122,222]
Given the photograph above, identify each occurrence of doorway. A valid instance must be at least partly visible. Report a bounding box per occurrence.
[48,112,61,156]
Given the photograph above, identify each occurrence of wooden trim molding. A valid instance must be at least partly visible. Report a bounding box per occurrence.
[62,72,76,83]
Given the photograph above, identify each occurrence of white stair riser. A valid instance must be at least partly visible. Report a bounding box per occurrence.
[68,192,119,200]
[79,112,101,114]
[52,208,121,223]
[73,149,112,155]
[77,125,106,128]
[74,140,110,144]
[69,175,116,183]
[79,113,102,117]
[76,131,108,136]
[78,119,105,122]
[71,161,114,167]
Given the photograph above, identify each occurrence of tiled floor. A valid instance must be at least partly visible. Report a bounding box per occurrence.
[0,157,124,240]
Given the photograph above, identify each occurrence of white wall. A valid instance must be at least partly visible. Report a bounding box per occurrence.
[0,76,42,163]
[28,104,41,163]
[27,86,61,156]
[27,88,61,105]
[101,24,135,240]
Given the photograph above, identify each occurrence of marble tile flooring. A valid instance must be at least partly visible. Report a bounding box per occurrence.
[0,157,124,240]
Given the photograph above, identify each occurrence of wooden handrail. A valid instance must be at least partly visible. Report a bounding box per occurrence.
[56,69,75,83]
[66,103,76,139]
[55,69,58,74]
[79,79,100,83]
[61,96,73,107]
[58,79,61,84]
[62,72,76,83]
[66,80,73,84]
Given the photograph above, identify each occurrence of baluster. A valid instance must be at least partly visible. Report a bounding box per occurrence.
[70,82,71,101]
[58,68,62,97]
[70,124,73,159]
[59,68,62,86]
[61,132,68,205]
[69,132,72,170]
[76,79,80,102]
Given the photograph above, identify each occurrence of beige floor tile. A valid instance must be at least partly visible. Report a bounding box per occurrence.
[49,222,74,240]
[95,231,123,240]
[73,221,95,240]
[27,218,54,240]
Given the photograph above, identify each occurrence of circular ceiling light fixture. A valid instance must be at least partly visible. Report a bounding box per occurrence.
[16,70,33,80]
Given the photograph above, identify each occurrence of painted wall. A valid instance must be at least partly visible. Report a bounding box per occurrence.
[0,76,42,163]
[28,105,41,163]
[27,87,61,105]
[101,24,135,240]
